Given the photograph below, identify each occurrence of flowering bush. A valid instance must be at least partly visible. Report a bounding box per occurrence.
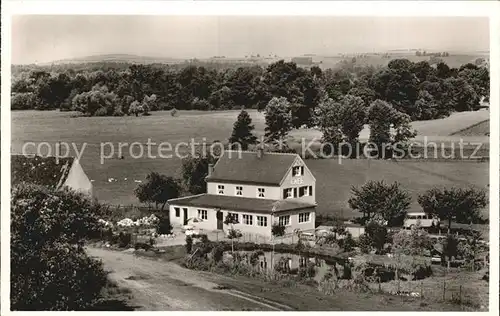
[116,214,159,228]
[11,183,107,310]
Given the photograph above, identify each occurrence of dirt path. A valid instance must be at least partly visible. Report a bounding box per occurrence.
[87,247,289,311]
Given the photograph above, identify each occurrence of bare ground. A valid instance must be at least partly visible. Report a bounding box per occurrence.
[87,247,464,311]
[87,247,289,311]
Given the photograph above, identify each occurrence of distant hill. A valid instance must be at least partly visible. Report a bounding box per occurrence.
[40,54,186,65]
[36,50,489,68]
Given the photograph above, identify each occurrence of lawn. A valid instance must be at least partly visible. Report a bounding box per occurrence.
[450,120,489,136]
[11,110,489,218]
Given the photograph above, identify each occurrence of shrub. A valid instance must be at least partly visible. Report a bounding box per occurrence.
[11,243,108,310]
[11,92,37,110]
[11,184,108,310]
[155,213,173,235]
[341,264,353,280]
[298,262,316,279]
[171,108,178,117]
[94,107,109,117]
[341,233,356,252]
[113,105,125,116]
[134,242,152,251]
[274,257,291,274]
[211,244,225,263]
[358,234,372,254]
[118,232,132,248]
[185,236,193,254]
[249,250,264,266]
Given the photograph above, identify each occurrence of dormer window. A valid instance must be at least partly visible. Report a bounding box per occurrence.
[284,188,293,199]
[292,166,304,177]
[217,184,225,195]
[236,186,243,196]
[257,187,265,198]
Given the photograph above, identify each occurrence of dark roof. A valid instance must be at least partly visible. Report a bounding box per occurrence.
[11,154,76,189]
[206,151,299,185]
[168,194,316,214]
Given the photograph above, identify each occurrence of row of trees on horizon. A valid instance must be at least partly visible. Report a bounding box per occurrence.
[11,58,489,125]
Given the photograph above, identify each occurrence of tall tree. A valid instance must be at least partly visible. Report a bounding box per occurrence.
[181,147,220,194]
[317,98,343,155]
[418,187,487,231]
[134,172,182,211]
[338,95,367,146]
[228,109,258,150]
[264,97,293,145]
[367,99,416,158]
[348,180,411,226]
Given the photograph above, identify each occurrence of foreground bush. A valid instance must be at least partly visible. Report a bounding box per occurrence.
[11,184,108,310]
[11,242,107,310]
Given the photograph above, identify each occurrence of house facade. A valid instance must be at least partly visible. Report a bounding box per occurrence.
[168,150,316,240]
[11,154,93,197]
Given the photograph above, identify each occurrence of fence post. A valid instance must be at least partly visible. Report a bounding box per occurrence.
[420,281,423,301]
[459,285,462,305]
[443,277,446,301]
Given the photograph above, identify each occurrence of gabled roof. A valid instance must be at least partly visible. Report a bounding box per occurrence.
[168,194,316,214]
[205,150,301,186]
[11,154,76,189]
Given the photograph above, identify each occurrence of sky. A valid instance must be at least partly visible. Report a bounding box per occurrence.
[11,16,490,64]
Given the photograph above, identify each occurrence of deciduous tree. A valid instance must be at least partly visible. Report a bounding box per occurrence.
[348,180,411,226]
[134,172,182,211]
[418,186,487,231]
[264,97,293,145]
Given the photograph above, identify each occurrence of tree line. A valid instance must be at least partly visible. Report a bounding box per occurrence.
[12,58,489,123]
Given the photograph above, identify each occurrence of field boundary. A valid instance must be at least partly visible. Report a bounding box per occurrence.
[449,119,489,136]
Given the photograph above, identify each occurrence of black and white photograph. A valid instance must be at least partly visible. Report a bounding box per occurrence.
[1,0,498,313]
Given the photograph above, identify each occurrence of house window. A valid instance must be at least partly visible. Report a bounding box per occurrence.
[198,209,208,220]
[292,166,304,177]
[257,216,267,227]
[299,212,310,223]
[279,215,290,226]
[236,186,243,196]
[218,184,225,195]
[284,188,293,199]
[227,212,239,223]
[299,186,312,197]
[175,207,180,217]
[242,214,253,225]
[257,187,265,198]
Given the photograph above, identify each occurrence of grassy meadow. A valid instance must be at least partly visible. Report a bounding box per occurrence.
[12,110,489,218]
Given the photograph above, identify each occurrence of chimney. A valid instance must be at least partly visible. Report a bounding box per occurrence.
[208,163,214,177]
[257,146,264,159]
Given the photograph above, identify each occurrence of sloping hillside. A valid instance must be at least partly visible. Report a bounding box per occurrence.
[450,120,489,136]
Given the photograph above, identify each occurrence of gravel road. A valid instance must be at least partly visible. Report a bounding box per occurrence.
[87,247,288,311]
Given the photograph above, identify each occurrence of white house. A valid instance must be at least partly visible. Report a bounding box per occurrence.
[168,149,317,240]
